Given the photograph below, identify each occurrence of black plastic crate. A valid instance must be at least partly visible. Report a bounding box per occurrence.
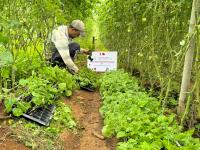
[22,104,56,126]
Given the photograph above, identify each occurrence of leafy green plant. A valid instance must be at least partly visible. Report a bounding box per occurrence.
[46,101,76,134]
[99,69,140,96]
[4,66,76,117]
[38,66,76,97]
[75,67,98,90]
[99,70,200,149]
[4,76,56,116]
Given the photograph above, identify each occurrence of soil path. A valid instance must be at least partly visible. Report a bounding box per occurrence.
[0,90,116,150]
[61,90,116,150]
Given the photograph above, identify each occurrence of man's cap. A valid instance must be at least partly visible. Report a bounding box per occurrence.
[71,20,85,36]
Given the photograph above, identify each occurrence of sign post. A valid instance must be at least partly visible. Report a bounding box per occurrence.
[87,51,117,72]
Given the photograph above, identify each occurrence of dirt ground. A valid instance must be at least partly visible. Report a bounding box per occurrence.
[0,90,117,150]
[61,90,117,150]
[0,127,29,150]
[0,101,29,150]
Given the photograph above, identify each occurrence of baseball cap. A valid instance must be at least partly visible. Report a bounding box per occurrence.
[71,20,85,36]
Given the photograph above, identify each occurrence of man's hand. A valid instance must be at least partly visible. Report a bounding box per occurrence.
[69,69,79,75]
[66,67,79,75]
[85,50,92,55]
[81,48,92,55]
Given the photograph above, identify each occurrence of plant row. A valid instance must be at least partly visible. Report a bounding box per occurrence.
[3,65,98,149]
[99,70,200,150]
[3,64,98,117]
[97,0,194,100]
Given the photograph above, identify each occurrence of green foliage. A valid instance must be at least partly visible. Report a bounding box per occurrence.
[99,70,200,149]
[14,53,45,80]
[0,33,9,44]
[0,50,13,67]
[75,67,98,90]
[61,0,98,21]
[4,98,17,113]
[38,66,76,96]
[4,66,76,117]
[4,77,54,116]
[97,0,193,101]
[47,101,76,133]
[99,69,140,95]
[0,0,98,91]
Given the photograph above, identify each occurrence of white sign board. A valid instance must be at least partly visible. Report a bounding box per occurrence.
[87,51,117,72]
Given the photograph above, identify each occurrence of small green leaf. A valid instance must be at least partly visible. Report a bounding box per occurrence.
[68,120,76,128]
[117,131,127,138]
[32,97,42,105]
[0,33,9,44]
[17,102,30,113]
[102,125,113,137]
[0,50,13,66]
[32,92,41,98]
[65,90,72,96]
[58,83,66,91]
[1,68,10,78]
[4,98,17,112]
[12,108,23,117]
[19,79,28,86]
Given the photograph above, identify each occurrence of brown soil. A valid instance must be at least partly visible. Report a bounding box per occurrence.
[0,90,117,150]
[0,127,29,150]
[61,90,117,150]
[0,101,29,150]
